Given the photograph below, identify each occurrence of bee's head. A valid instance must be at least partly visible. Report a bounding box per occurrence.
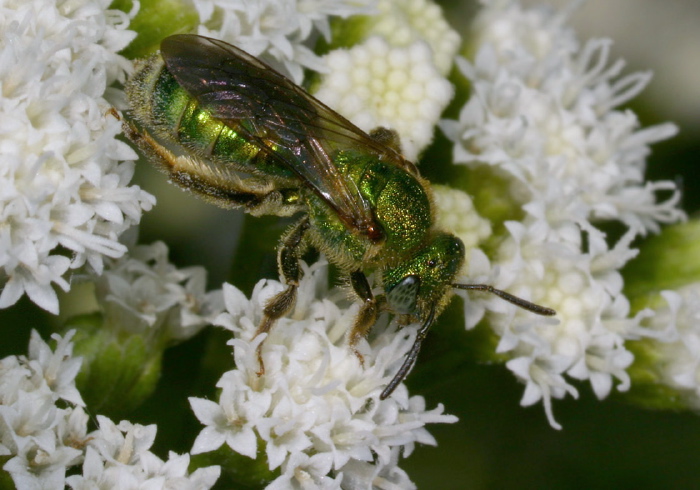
[379,232,555,400]
[382,232,465,318]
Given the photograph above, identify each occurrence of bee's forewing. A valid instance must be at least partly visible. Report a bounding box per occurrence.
[161,34,412,239]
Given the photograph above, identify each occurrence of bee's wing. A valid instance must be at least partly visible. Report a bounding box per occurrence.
[161,34,410,240]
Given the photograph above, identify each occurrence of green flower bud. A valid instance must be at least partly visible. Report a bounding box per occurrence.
[113,0,199,58]
[64,313,162,418]
[624,219,700,311]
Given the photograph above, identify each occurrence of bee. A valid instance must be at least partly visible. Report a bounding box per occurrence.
[124,34,555,399]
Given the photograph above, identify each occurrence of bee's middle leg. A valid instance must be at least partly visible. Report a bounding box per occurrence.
[254,216,310,375]
[348,270,380,366]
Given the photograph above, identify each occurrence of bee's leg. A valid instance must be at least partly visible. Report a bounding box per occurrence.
[121,118,302,216]
[253,217,311,375]
[348,270,380,366]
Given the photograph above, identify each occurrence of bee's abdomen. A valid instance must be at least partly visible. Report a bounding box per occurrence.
[127,55,293,180]
[153,67,262,164]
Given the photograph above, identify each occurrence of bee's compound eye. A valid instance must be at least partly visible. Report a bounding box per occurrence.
[386,274,420,315]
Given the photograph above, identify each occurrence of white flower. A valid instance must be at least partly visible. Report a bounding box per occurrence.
[4,440,83,489]
[0,331,87,487]
[441,1,681,238]
[432,184,492,252]
[26,329,84,407]
[67,417,221,489]
[440,0,683,427]
[95,241,224,342]
[87,417,157,467]
[192,0,376,83]
[0,329,220,488]
[338,447,415,490]
[369,0,461,75]
[190,261,457,487]
[315,36,453,161]
[0,330,83,409]
[190,389,262,460]
[0,0,155,314]
[267,451,340,489]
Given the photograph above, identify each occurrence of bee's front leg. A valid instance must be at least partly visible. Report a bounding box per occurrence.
[348,270,381,366]
[254,216,310,375]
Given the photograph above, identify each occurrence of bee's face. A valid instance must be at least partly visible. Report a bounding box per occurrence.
[383,232,465,317]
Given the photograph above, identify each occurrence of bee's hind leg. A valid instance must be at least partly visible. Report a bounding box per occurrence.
[254,216,310,375]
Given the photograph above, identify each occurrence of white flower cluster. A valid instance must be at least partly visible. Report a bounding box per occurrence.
[432,184,492,251]
[189,262,457,488]
[192,0,376,83]
[370,0,461,75]
[440,0,683,427]
[95,241,224,342]
[0,330,220,488]
[0,0,155,314]
[315,36,454,161]
[312,0,460,162]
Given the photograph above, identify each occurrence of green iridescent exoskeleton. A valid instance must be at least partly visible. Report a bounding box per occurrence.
[124,34,555,399]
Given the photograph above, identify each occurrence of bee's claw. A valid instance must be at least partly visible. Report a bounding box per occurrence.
[255,346,266,377]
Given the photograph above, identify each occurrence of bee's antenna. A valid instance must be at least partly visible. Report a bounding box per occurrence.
[380,306,436,400]
[452,283,556,316]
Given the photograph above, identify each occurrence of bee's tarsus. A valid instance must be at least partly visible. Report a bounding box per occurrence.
[352,347,366,368]
[252,218,309,376]
[106,107,120,120]
[380,306,436,400]
[256,351,266,377]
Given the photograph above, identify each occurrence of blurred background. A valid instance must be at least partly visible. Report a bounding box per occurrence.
[2,0,699,488]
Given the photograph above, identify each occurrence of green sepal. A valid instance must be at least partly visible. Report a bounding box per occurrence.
[624,220,700,312]
[323,15,374,52]
[191,442,279,488]
[616,220,700,410]
[63,313,163,418]
[621,338,688,410]
[0,456,14,490]
[111,0,199,59]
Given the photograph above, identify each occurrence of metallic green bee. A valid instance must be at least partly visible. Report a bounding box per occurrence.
[125,34,555,399]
